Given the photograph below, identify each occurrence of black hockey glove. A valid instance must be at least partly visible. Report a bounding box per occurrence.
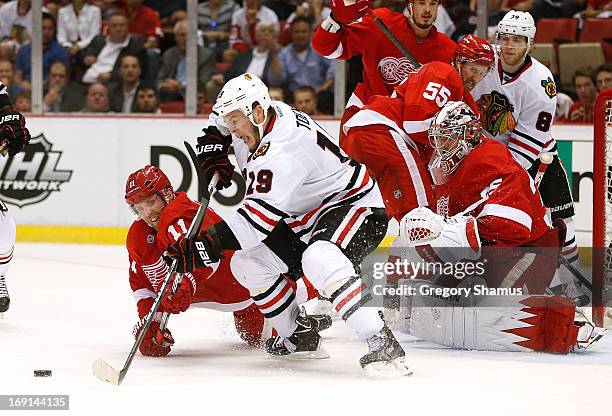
[166,229,223,273]
[0,106,31,156]
[196,126,234,191]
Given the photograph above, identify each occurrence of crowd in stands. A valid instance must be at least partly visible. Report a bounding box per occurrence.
[0,0,608,121]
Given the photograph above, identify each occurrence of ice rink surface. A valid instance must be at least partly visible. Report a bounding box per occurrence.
[1,243,612,416]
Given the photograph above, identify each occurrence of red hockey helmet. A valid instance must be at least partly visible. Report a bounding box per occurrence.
[455,34,495,67]
[125,165,171,205]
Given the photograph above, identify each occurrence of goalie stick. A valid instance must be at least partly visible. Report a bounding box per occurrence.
[92,142,218,386]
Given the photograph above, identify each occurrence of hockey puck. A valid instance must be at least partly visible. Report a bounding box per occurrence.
[34,370,52,377]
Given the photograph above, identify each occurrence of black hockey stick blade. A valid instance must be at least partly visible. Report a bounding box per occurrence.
[559,256,593,292]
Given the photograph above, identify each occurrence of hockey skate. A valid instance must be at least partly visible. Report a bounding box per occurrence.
[0,275,9,314]
[563,280,590,307]
[309,313,333,332]
[571,309,608,352]
[360,325,412,377]
[265,309,329,359]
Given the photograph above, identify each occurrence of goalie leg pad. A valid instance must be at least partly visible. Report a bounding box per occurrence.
[401,279,579,353]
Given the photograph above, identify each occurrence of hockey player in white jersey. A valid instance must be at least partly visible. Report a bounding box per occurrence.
[470,10,588,306]
[166,73,411,376]
[0,81,31,313]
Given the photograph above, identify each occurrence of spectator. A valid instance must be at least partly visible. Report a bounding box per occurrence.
[108,54,142,112]
[594,64,612,93]
[90,0,114,20]
[15,12,70,89]
[286,0,330,27]
[434,4,456,36]
[293,85,322,116]
[82,81,110,112]
[582,0,612,17]
[157,18,214,102]
[268,16,333,108]
[199,0,237,59]
[133,84,159,113]
[0,59,23,98]
[206,21,278,102]
[13,89,30,112]
[531,0,586,22]
[117,0,162,48]
[197,80,207,113]
[57,0,102,58]
[144,0,185,21]
[565,69,597,123]
[81,12,147,84]
[45,1,60,19]
[265,0,295,20]
[43,61,86,112]
[268,85,284,101]
[0,0,42,45]
[228,0,279,54]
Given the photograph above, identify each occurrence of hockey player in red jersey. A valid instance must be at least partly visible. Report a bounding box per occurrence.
[342,34,494,222]
[394,101,607,353]
[312,0,456,126]
[126,165,272,356]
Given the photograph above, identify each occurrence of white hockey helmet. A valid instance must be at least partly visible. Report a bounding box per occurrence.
[213,73,272,137]
[428,101,481,185]
[496,10,536,46]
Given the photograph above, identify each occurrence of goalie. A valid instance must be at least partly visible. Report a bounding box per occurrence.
[394,101,607,353]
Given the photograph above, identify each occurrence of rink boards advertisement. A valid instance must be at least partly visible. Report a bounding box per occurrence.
[3,116,595,244]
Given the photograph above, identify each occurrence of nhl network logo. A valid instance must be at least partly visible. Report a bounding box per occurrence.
[0,133,72,207]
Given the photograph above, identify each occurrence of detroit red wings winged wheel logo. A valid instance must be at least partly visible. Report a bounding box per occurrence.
[476,91,517,136]
[378,57,418,85]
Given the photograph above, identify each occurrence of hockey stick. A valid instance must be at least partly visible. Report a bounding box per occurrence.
[559,256,593,292]
[92,142,217,386]
[532,153,593,291]
[158,144,220,333]
[366,10,422,69]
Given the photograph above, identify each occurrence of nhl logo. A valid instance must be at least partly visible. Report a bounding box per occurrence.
[0,133,72,207]
[393,189,402,199]
[147,234,155,244]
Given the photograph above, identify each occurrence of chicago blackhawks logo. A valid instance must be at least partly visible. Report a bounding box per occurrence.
[378,56,418,85]
[476,91,517,136]
[0,133,73,207]
[541,77,557,98]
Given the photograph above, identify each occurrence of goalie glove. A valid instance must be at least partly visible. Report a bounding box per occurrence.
[196,125,234,191]
[399,208,481,263]
[133,320,175,357]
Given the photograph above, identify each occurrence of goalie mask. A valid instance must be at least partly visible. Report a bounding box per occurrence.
[428,101,481,185]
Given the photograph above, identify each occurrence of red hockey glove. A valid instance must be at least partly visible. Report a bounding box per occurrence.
[166,230,223,273]
[0,107,31,156]
[134,320,175,357]
[329,0,372,25]
[162,274,196,314]
[196,126,235,191]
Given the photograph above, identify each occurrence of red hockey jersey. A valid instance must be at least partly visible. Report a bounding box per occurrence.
[127,192,253,320]
[433,138,550,246]
[344,61,475,160]
[312,7,456,107]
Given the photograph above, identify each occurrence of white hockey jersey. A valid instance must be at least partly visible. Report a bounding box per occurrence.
[214,101,384,249]
[471,55,558,170]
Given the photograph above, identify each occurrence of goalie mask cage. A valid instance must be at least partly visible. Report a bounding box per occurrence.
[592,89,612,327]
